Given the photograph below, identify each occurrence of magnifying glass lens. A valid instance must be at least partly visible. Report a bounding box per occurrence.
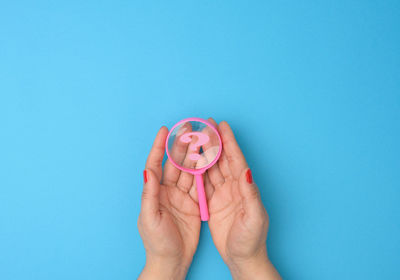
[167,120,221,170]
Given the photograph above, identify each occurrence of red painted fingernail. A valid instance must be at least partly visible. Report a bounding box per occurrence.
[143,170,148,183]
[246,169,253,184]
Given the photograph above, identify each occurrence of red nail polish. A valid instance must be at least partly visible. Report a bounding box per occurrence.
[143,170,148,183]
[246,169,253,184]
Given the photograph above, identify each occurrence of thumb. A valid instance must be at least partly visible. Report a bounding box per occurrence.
[239,168,259,200]
[239,168,266,220]
[141,169,161,219]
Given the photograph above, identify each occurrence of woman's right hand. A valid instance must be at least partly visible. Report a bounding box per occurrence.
[138,126,201,280]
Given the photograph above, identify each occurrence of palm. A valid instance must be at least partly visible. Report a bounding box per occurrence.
[156,181,200,258]
[207,177,243,258]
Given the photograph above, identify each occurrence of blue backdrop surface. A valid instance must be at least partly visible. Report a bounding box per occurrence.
[1,1,399,279]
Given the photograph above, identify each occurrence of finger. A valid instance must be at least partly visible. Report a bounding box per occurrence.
[176,134,199,192]
[145,126,169,182]
[162,159,180,186]
[204,172,215,200]
[202,118,225,187]
[218,121,248,179]
[218,150,232,179]
[141,169,161,221]
[176,170,194,193]
[238,168,267,223]
[207,118,217,127]
[188,179,198,203]
[163,122,192,185]
[208,119,232,179]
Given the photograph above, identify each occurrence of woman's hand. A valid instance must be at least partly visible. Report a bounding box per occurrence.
[138,127,201,280]
[205,120,281,280]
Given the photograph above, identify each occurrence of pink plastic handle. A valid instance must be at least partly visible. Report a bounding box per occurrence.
[195,174,209,221]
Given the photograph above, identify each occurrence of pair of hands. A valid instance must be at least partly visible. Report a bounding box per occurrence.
[138,119,281,280]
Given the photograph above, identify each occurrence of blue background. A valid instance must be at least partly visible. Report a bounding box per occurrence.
[1,1,399,279]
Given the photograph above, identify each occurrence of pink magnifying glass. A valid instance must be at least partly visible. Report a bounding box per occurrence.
[166,118,222,221]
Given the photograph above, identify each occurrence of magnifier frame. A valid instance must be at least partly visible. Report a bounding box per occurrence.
[165,117,222,175]
[165,117,222,221]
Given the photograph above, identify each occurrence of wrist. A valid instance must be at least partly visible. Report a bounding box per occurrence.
[227,249,281,280]
[139,255,192,280]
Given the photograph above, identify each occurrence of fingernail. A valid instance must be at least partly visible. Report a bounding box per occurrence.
[143,170,148,183]
[246,168,253,184]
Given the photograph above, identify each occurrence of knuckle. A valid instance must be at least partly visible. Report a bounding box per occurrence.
[141,189,153,201]
[248,186,260,199]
